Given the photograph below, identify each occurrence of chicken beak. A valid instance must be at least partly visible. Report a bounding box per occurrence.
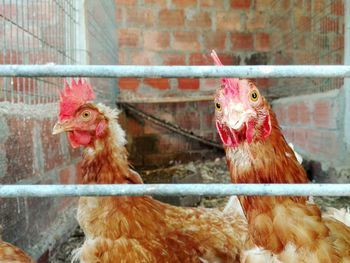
[52,121,71,135]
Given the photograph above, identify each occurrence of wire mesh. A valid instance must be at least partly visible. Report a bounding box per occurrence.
[0,0,117,105]
[268,0,345,98]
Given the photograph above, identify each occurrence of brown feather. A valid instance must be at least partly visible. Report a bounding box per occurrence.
[73,105,251,263]
[225,103,350,261]
[0,240,35,263]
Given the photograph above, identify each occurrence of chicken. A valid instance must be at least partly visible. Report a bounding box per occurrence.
[52,79,251,263]
[0,238,35,263]
[211,50,350,262]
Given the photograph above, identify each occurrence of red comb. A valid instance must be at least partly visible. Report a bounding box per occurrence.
[210,50,239,96]
[59,78,95,121]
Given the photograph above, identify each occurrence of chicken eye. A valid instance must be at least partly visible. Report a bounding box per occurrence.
[215,102,222,111]
[250,90,259,102]
[81,110,91,120]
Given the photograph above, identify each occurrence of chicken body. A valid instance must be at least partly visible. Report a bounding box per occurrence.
[0,240,35,263]
[211,51,350,262]
[53,79,251,263]
[226,111,350,262]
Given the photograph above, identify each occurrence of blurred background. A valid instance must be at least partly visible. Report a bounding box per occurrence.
[0,0,349,261]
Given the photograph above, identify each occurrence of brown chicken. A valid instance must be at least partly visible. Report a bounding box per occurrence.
[52,79,251,263]
[0,239,35,263]
[211,50,350,262]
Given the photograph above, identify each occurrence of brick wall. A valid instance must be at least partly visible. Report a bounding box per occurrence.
[0,104,80,259]
[116,0,271,167]
[116,0,350,184]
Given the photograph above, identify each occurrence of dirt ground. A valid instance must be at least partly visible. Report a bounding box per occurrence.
[51,158,349,262]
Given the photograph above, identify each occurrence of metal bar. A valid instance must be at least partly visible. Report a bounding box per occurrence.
[117,95,214,104]
[345,0,350,146]
[0,65,350,78]
[0,184,349,198]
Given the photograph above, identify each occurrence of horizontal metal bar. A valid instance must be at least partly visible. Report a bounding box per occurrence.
[0,184,349,197]
[0,65,350,78]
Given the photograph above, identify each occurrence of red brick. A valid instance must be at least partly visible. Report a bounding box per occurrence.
[127,117,144,136]
[332,35,344,50]
[144,122,168,135]
[75,161,83,183]
[118,78,140,90]
[144,31,170,51]
[159,9,184,28]
[172,31,200,51]
[216,12,241,31]
[255,33,270,51]
[231,33,254,50]
[202,113,215,129]
[115,0,136,6]
[187,12,212,29]
[118,28,141,47]
[176,111,200,130]
[296,16,311,32]
[189,53,211,65]
[230,0,251,9]
[331,0,343,16]
[313,100,336,129]
[59,167,72,184]
[144,78,170,90]
[256,78,269,88]
[203,31,227,50]
[172,0,197,8]
[178,78,200,90]
[320,17,339,33]
[125,8,155,26]
[0,50,23,64]
[115,8,122,23]
[287,104,298,124]
[297,102,311,125]
[162,53,186,65]
[144,0,167,6]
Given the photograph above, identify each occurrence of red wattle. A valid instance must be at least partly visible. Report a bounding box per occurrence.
[216,121,239,147]
[67,130,92,148]
[216,121,231,146]
[67,132,80,148]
